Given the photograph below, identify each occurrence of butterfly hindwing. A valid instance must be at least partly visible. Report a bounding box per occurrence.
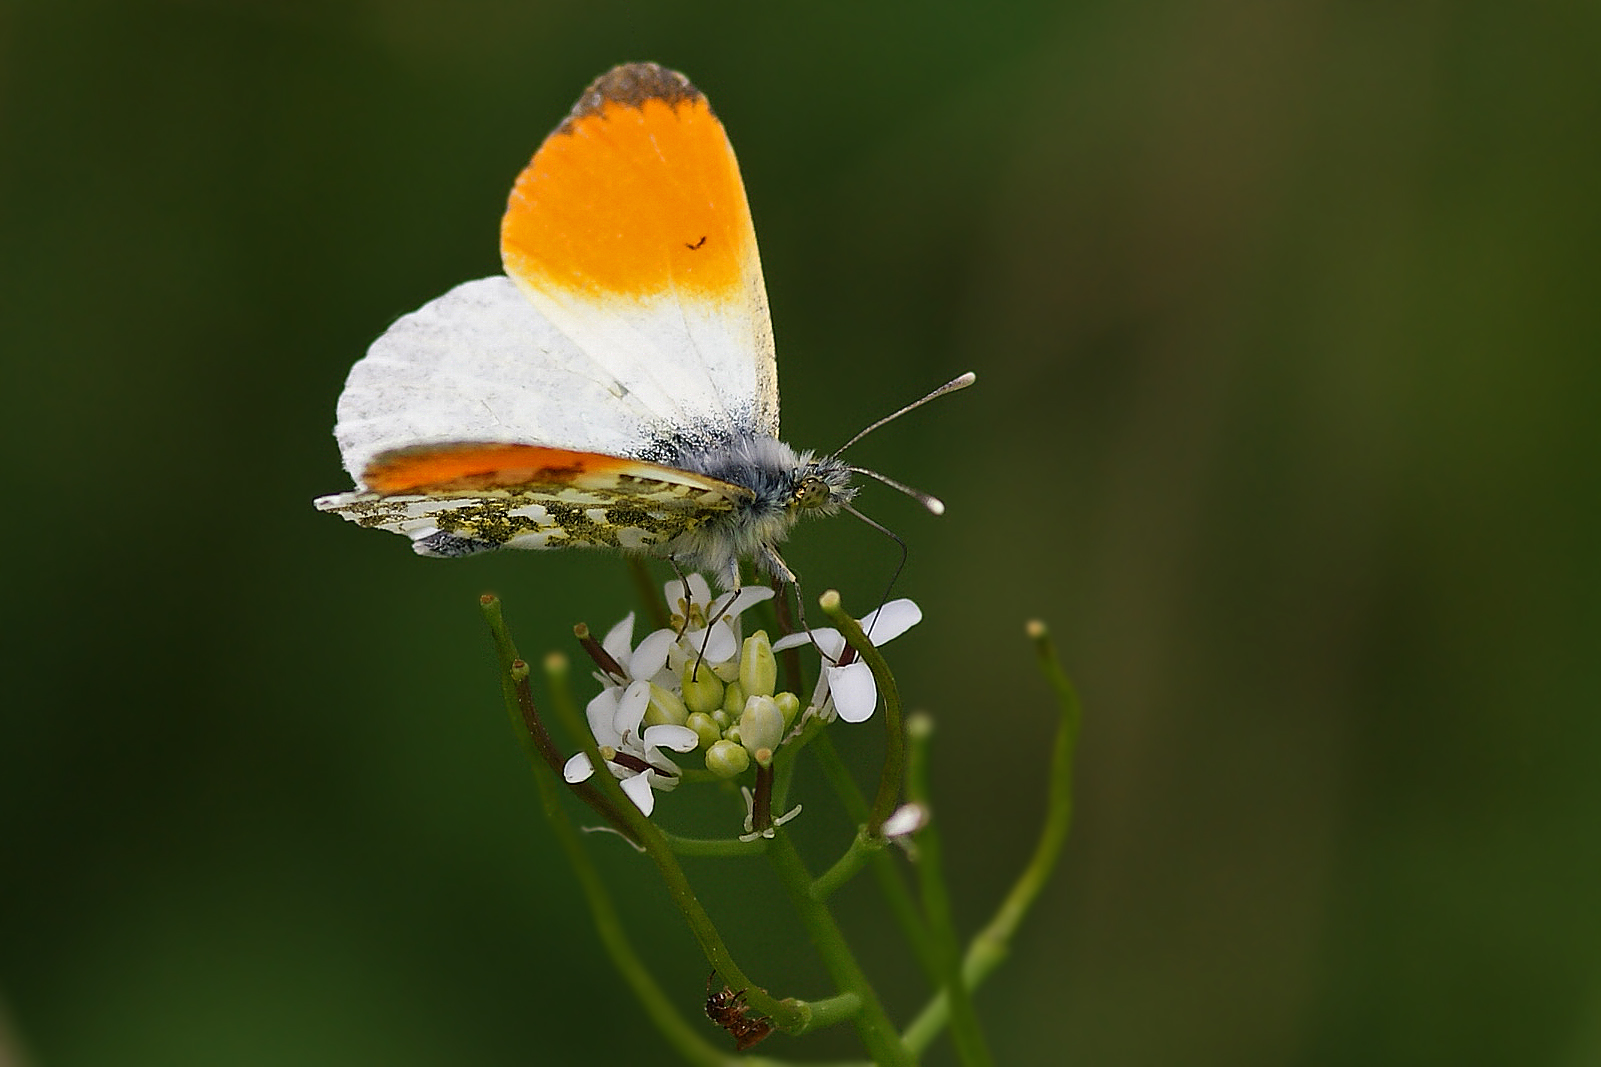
[314,444,753,557]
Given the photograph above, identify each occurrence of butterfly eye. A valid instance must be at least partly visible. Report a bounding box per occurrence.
[793,475,831,510]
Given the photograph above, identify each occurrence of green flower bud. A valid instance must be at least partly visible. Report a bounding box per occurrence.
[775,691,802,730]
[704,739,750,778]
[681,662,725,714]
[739,694,784,765]
[721,680,746,717]
[711,708,731,731]
[711,657,741,684]
[641,683,688,728]
[686,712,721,750]
[739,630,778,699]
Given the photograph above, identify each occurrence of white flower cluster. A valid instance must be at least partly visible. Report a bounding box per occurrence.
[564,574,922,816]
[563,575,789,815]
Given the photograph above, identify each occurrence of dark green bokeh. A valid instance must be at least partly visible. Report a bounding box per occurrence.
[4,2,1597,1064]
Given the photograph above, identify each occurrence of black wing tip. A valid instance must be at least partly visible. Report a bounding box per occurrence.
[567,62,703,125]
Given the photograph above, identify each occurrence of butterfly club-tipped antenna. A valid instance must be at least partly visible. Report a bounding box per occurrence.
[832,371,976,463]
[831,372,976,637]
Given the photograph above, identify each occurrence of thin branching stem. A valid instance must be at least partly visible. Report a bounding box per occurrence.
[817,591,903,833]
[628,557,673,630]
[765,829,912,1064]
[480,596,725,1065]
[660,831,768,857]
[903,620,1083,1056]
[906,713,994,1067]
[539,649,811,1034]
[811,732,940,979]
[481,596,630,835]
[811,826,884,901]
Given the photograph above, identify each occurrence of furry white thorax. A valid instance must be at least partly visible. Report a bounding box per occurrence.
[651,433,857,578]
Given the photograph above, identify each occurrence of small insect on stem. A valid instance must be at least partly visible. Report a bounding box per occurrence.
[704,971,775,1051]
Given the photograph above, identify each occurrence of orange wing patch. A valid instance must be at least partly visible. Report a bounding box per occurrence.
[365,443,643,493]
[501,63,757,302]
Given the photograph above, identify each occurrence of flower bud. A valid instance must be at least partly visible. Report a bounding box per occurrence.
[704,739,750,778]
[739,630,778,699]
[721,680,746,717]
[641,683,688,728]
[711,708,731,731]
[739,694,785,764]
[680,662,725,714]
[774,691,801,730]
[685,712,721,750]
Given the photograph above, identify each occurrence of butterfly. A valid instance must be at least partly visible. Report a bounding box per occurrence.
[315,62,971,587]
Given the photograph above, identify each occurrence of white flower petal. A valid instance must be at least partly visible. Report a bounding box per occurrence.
[711,585,774,621]
[692,620,738,664]
[773,626,846,661]
[562,752,595,783]
[585,688,623,746]
[601,612,635,669]
[662,577,690,611]
[881,802,929,838]
[687,573,713,608]
[613,680,652,735]
[859,599,922,645]
[621,771,656,815]
[629,628,675,681]
[808,669,831,710]
[827,661,879,723]
[642,723,700,753]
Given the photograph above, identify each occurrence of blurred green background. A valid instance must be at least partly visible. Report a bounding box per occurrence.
[4,1,1598,1064]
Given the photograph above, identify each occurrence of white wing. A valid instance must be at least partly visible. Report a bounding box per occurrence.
[333,276,675,483]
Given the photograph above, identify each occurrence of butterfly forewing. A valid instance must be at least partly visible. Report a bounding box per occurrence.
[500,63,780,440]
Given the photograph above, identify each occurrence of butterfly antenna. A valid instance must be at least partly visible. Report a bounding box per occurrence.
[839,502,909,641]
[848,466,945,516]
[832,372,976,458]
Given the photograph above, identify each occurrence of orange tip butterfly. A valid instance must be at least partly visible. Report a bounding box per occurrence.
[314,62,973,586]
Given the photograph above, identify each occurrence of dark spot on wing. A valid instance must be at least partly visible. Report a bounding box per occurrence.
[413,531,500,558]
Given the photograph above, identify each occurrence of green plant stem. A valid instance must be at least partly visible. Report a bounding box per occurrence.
[765,830,913,1064]
[481,597,631,836]
[906,714,994,1067]
[810,826,882,901]
[660,831,768,857]
[819,592,903,833]
[771,710,827,811]
[629,557,672,630]
[481,597,726,1065]
[903,620,1083,1056]
[801,992,865,1031]
[771,581,805,694]
[528,710,729,1065]
[811,732,940,980]
[541,649,809,1034]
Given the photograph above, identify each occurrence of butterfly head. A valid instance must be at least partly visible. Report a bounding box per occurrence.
[790,459,855,516]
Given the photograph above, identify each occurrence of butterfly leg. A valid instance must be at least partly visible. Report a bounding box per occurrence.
[757,544,825,652]
[665,556,696,640]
